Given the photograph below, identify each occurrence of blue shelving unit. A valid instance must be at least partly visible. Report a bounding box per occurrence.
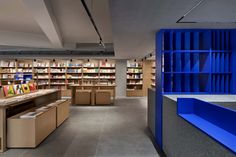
[154,29,236,150]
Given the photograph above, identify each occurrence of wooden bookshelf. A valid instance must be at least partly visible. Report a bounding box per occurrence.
[0,59,116,96]
[126,60,154,97]
[126,60,143,97]
[151,60,156,88]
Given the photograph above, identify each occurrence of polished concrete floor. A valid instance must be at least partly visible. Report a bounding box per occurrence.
[2,97,159,157]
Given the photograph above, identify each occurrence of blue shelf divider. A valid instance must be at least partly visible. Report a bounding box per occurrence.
[154,29,236,150]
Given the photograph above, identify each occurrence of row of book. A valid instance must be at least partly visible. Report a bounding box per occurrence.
[127,68,142,73]
[127,74,143,79]
[3,83,37,97]
[127,62,142,68]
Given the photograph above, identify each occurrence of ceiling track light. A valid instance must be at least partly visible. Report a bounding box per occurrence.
[81,0,106,49]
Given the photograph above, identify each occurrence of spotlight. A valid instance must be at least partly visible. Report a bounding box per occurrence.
[99,40,102,46]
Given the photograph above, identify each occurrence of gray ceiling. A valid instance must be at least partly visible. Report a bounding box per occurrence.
[0,0,236,59]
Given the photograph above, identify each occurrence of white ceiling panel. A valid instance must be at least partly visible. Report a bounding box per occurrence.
[181,0,236,23]
[0,0,43,34]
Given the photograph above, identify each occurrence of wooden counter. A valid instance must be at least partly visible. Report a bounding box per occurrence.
[70,84,116,105]
[0,89,60,152]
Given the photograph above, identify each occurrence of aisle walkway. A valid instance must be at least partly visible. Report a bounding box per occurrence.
[3,97,159,157]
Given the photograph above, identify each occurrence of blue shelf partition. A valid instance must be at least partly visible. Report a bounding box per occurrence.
[155,29,236,150]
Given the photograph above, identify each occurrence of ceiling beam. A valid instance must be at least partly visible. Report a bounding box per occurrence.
[21,0,63,48]
[0,31,53,48]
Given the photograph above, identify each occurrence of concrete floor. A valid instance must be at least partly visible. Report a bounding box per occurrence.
[2,97,159,157]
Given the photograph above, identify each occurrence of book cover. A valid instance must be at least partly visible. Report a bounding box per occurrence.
[28,83,36,92]
[13,84,24,95]
[3,85,15,97]
[22,84,31,93]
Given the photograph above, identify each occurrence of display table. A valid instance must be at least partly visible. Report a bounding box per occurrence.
[70,84,116,105]
[0,89,61,152]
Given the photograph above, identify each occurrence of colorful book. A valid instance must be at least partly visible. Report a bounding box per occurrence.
[28,83,37,92]
[3,85,15,97]
[13,84,24,95]
[22,84,31,93]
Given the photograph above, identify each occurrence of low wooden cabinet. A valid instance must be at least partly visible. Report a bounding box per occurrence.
[7,107,57,148]
[56,100,70,127]
[95,91,111,105]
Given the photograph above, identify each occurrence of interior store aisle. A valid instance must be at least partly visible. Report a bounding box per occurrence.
[2,98,159,157]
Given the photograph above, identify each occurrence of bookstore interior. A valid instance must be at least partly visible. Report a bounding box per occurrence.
[0,1,236,157]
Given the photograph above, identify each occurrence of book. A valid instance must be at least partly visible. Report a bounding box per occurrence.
[29,83,37,92]
[13,84,24,95]
[22,84,31,93]
[3,85,15,97]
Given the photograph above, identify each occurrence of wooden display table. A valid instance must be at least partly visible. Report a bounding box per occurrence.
[0,89,60,152]
[70,84,116,105]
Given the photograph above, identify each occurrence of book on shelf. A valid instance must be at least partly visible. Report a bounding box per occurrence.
[18,62,32,68]
[67,69,82,73]
[83,62,98,67]
[2,74,14,79]
[100,61,115,67]
[50,62,66,67]
[127,74,143,79]
[22,84,31,93]
[83,68,99,73]
[36,69,48,73]
[1,68,16,73]
[50,69,66,73]
[68,63,82,67]
[3,85,15,97]
[13,84,24,95]
[100,69,115,73]
[127,68,142,73]
[36,76,49,79]
[51,75,66,79]
[34,62,49,67]
[0,61,15,67]
[29,83,37,91]
[127,62,142,68]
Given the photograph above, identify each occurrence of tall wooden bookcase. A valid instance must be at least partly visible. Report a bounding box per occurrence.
[155,29,236,149]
